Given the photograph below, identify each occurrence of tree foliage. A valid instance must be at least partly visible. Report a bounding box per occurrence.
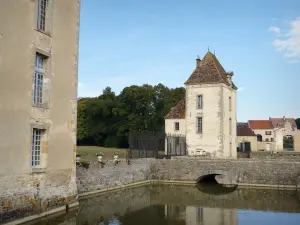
[77,84,185,148]
[295,118,300,130]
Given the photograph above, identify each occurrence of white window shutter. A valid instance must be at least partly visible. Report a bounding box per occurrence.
[43,78,51,107]
[32,81,35,103]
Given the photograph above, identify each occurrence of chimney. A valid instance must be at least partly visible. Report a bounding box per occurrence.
[196,55,201,67]
[283,116,286,121]
[226,71,234,83]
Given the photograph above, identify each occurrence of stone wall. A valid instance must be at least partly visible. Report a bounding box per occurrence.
[76,159,154,194]
[250,151,300,160]
[257,141,276,151]
[0,169,77,224]
[76,157,300,197]
[150,157,300,187]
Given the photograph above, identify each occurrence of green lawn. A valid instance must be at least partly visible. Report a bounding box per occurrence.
[77,146,128,162]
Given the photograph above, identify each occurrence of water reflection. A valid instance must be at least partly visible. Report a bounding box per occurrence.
[165,205,238,225]
[196,183,238,195]
[26,184,300,225]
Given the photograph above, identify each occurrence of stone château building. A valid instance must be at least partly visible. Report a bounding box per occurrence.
[0,0,80,222]
[165,51,237,158]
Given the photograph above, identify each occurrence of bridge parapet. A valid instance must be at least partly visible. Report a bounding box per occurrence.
[150,158,300,188]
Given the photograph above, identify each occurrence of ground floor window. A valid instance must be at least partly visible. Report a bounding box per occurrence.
[31,128,44,168]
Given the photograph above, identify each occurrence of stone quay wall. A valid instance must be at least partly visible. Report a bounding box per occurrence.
[76,159,154,194]
[0,169,77,224]
[250,151,300,160]
[151,157,300,188]
[1,157,298,224]
[77,157,300,196]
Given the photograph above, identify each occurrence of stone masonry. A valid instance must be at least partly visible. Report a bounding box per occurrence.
[151,157,300,187]
[77,157,300,197]
[76,159,154,194]
[0,169,77,224]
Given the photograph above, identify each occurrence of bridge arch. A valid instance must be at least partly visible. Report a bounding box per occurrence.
[196,170,237,185]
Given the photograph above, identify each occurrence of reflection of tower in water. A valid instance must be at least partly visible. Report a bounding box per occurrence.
[164,204,186,220]
[164,204,237,225]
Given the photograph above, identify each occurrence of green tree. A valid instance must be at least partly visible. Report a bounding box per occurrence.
[295,118,300,130]
[77,98,88,142]
[76,84,185,148]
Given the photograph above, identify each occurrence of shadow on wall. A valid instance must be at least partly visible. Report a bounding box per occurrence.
[197,174,219,184]
[196,174,238,196]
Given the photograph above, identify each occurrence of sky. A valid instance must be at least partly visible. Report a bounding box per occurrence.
[78,0,300,122]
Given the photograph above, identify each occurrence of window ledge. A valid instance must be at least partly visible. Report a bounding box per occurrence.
[35,29,52,38]
[32,102,49,109]
[31,168,46,174]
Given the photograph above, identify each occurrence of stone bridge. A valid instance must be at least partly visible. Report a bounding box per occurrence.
[151,157,300,188]
[76,157,300,198]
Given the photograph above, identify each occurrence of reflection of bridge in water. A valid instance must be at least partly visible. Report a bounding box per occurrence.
[30,184,300,225]
[150,184,300,213]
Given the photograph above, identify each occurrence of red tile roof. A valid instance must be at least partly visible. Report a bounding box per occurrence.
[248,120,273,130]
[269,118,297,129]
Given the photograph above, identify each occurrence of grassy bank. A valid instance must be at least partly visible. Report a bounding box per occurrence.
[77,146,127,162]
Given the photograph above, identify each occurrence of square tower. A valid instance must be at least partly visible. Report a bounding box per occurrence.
[184,51,237,158]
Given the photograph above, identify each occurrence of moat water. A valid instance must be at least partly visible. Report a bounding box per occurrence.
[27,184,300,225]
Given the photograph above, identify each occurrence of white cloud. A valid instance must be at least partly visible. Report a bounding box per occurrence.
[237,87,246,92]
[268,26,281,35]
[269,17,300,62]
[78,81,101,98]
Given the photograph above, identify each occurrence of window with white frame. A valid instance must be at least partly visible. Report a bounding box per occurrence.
[31,129,43,168]
[197,117,203,133]
[33,54,45,104]
[175,122,179,131]
[197,95,203,109]
[37,0,48,31]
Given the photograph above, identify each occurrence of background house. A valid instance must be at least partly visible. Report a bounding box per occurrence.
[248,120,276,151]
[165,51,237,158]
[273,118,300,151]
[236,123,257,152]
[246,117,299,152]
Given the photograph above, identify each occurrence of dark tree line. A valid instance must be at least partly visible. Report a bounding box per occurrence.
[77,84,185,148]
[296,118,300,130]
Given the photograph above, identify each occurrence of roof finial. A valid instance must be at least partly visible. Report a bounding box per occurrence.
[208,46,210,52]
[197,54,200,59]
[214,50,215,55]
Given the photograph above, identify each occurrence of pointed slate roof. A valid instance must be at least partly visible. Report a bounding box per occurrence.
[184,51,237,90]
[164,98,185,119]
